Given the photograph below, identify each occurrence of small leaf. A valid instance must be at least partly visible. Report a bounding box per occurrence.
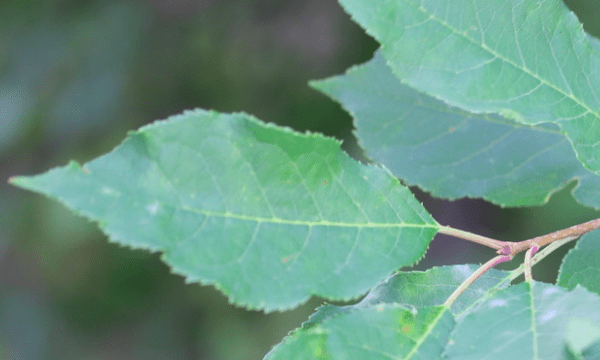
[265,304,454,360]
[338,0,600,175]
[558,230,600,296]
[10,109,439,311]
[444,282,600,360]
[312,51,600,208]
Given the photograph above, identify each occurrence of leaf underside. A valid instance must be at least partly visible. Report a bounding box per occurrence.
[338,0,600,175]
[312,52,600,209]
[10,109,438,311]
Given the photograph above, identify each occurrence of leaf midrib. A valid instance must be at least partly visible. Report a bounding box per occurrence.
[529,283,540,359]
[182,205,439,229]
[403,307,450,360]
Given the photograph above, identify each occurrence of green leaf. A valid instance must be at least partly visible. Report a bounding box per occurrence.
[10,109,439,311]
[303,265,510,329]
[579,340,600,360]
[338,0,600,175]
[565,318,600,357]
[358,265,511,316]
[557,230,600,296]
[312,52,600,208]
[444,282,600,360]
[265,304,454,360]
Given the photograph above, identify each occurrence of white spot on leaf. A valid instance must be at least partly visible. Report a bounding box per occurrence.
[453,265,473,281]
[543,287,560,295]
[488,299,507,308]
[540,310,557,323]
[146,202,160,215]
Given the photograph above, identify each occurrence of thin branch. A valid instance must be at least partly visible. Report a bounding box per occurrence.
[438,226,509,251]
[439,218,600,257]
[438,219,599,305]
[453,235,581,319]
[506,218,600,255]
[507,235,579,283]
[444,254,513,308]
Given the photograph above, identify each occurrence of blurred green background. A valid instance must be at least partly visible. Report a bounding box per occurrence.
[2,0,600,359]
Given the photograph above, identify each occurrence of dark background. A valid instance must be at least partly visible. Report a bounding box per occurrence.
[2,0,600,359]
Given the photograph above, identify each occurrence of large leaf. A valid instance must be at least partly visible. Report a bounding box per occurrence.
[10,109,439,311]
[558,230,600,296]
[265,304,455,360]
[312,52,600,208]
[338,0,600,175]
[444,282,600,360]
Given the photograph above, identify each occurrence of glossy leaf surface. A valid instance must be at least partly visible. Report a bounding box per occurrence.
[10,109,438,311]
[312,52,600,208]
[338,0,600,174]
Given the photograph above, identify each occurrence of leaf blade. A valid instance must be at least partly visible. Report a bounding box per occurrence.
[558,230,600,296]
[444,282,600,360]
[312,52,600,208]
[338,0,600,174]
[303,264,511,329]
[10,109,439,311]
[265,304,455,360]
